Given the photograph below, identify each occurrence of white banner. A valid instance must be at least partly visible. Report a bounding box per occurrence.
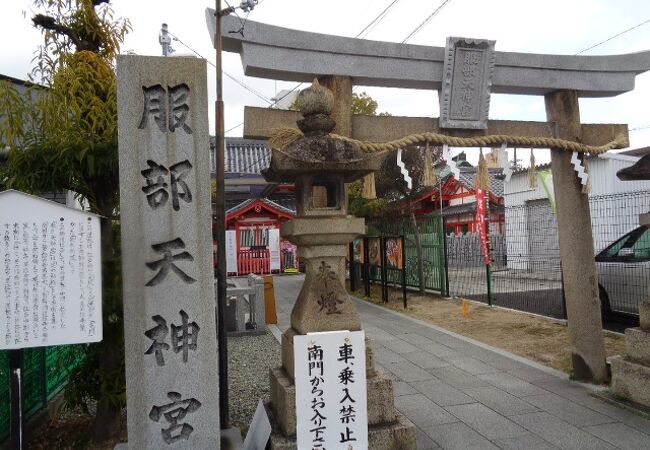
[294,330,368,450]
[268,228,281,271]
[226,229,238,274]
[0,190,103,349]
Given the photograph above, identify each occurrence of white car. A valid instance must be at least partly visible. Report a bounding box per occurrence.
[596,225,650,317]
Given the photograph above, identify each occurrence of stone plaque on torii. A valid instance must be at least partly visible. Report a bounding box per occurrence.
[207,10,650,442]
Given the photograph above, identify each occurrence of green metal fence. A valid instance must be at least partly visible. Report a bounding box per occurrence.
[368,215,447,294]
[0,345,84,442]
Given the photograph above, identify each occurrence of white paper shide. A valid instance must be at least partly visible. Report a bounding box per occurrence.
[294,330,368,450]
[0,190,102,350]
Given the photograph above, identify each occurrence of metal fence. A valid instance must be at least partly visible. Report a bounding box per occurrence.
[0,345,84,441]
[445,190,650,322]
[590,190,650,317]
[365,215,447,294]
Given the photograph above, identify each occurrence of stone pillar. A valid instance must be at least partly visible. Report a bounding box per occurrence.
[317,75,352,136]
[117,55,220,448]
[248,273,266,332]
[610,299,650,406]
[545,90,608,383]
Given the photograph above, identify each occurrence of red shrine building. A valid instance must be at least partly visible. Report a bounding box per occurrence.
[406,167,505,235]
[213,138,299,275]
[225,198,297,275]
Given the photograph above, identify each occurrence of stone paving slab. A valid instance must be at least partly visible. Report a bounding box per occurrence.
[416,427,440,450]
[461,386,541,416]
[581,422,650,450]
[269,275,650,450]
[443,356,503,375]
[423,422,501,450]
[444,402,529,440]
[523,393,617,427]
[476,372,550,397]
[492,433,560,450]
[402,350,451,369]
[410,379,475,407]
[383,360,434,382]
[394,394,459,428]
[427,366,492,389]
[509,412,617,450]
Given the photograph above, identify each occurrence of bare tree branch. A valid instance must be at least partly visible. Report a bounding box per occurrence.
[32,13,101,52]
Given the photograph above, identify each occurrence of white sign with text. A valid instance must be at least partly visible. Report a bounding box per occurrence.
[0,190,102,349]
[226,229,238,274]
[294,330,368,450]
[268,228,281,271]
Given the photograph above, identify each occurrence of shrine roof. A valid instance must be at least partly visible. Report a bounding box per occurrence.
[456,168,505,197]
[226,197,295,219]
[438,201,504,217]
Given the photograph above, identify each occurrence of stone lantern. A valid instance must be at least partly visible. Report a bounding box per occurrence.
[262,80,417,449]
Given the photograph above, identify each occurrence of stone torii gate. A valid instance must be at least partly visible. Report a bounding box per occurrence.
[208,13,650,383]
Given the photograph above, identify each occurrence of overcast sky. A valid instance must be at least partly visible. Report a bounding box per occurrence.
[2,0,650,161]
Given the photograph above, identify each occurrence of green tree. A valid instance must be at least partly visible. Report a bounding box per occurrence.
[0,0,129,441]
[344,92,439,294]
[351,91,378,115]
[372,146,443,294]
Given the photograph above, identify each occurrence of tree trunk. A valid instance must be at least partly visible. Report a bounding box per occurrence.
[93,192,124,441]
[408,203,426,294]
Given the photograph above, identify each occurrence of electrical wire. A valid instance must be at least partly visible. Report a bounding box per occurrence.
[226,123,244,133]
[269,0,405,104]
[356,0,401,39]
[168,31,273,105]
[402,0,452,43]
[223,0,247,33]
[575,18,650,55]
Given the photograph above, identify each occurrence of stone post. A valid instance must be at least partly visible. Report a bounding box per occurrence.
[117,55,220,448]
[248,273,266,332]
[545,90,608,383]
[610,299,650,406]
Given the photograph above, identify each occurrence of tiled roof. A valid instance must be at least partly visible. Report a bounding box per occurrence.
[456,167,504,197]
[225,138,270,174]
[439,201,504,216]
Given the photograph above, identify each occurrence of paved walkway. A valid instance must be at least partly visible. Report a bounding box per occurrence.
[270,274,650,450]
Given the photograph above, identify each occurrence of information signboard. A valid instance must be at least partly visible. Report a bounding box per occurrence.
[0,190,102,350]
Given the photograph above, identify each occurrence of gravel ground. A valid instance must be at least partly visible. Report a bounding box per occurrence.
[227,330,281,431]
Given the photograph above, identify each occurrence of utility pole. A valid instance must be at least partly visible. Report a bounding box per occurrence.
[213,0,258,430]
[214,0,229,430]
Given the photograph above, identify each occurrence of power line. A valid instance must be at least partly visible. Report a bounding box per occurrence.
[356,0,401,39]
[402,0,452,43]
[168,31,273,105]
[575,18,650,55]
[226,123,244,133]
